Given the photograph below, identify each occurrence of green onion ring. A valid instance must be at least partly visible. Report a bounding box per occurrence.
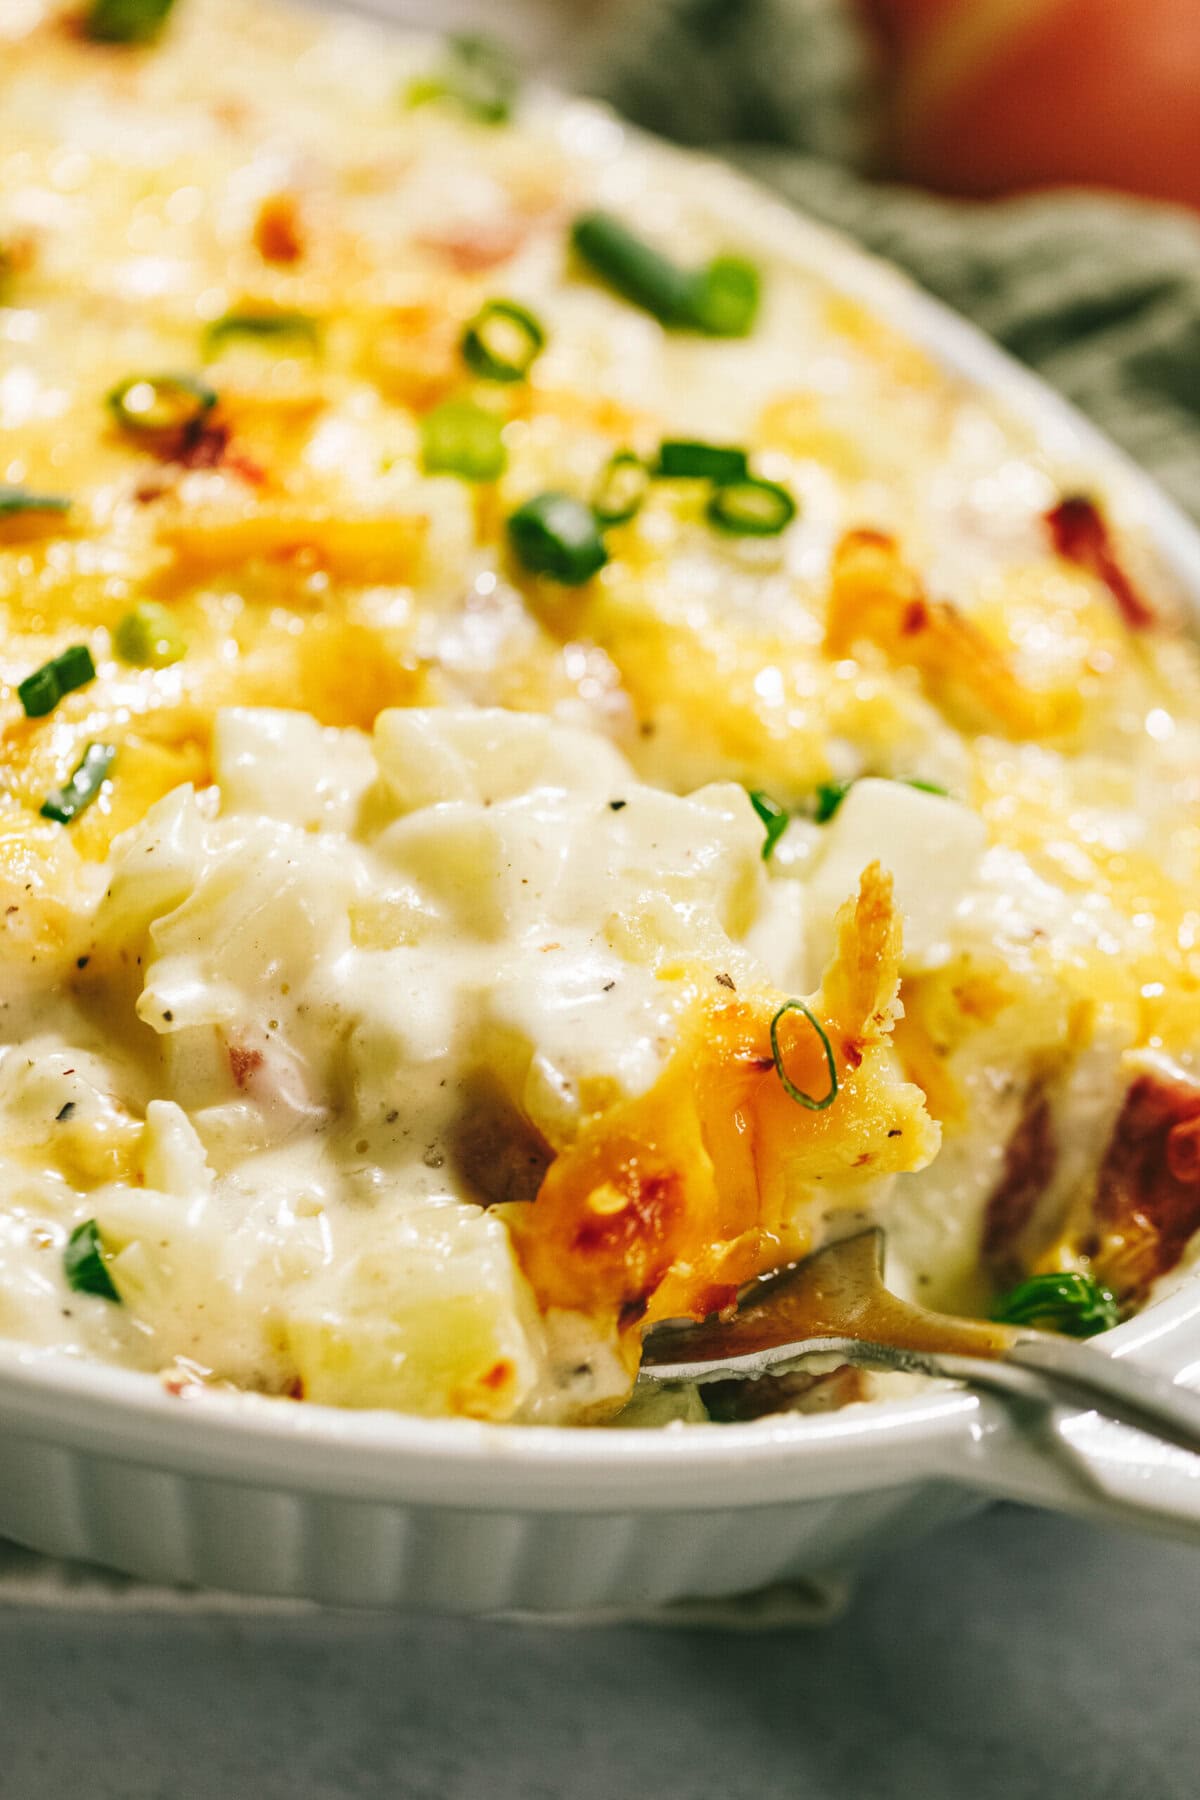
[461,299,545,383]
[421,397,507,482]
[203,311,321,356]
[706,476,796,537]
[507,491,609,585]
[108,373,217,438]
[592,450,650,527]
[769,999,838,1112]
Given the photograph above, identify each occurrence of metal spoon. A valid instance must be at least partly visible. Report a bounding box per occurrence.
[639,1229,1200,1454]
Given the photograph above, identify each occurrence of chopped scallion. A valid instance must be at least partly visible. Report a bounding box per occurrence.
[114,602,185,669]
[18,645,96,720]
[203,311,320,356]
[814,780,851,824]
[108,373,217,438]
[690,255,761,337]
[0,484,71,520]
[706,475,796,537]
[748,790,788,861]
[657,440,748,485]
[592,450,650,527]
[905,777,950,798]
[63,1219,121,1302]
[769,999,838,1112]
[508,492,608,585]
[461,299,545,383]
[421,397,507,482]
[570,211,761,336]
[405,34,518,125]
[85,0,176,43]
[40,743,116,826]
[992,1271,1120,1338]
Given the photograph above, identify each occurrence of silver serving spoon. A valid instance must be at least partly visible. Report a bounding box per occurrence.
[639,1229,1200,1454]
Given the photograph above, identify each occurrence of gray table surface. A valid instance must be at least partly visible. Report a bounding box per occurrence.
[2,1503,1197,1799]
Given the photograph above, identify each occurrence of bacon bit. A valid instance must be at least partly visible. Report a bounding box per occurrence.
[174,420,230,470]
[254,193,305,265]
[982,1084,1056,1277]
[1092,1073,1200,1301]
[228,1045,264,1090]
[1046,496,1155,630]
[166,419,266,487]
[416,218,525,273]
[223,447,268,487]
[480,1358,516,1392]
[134,479,170,505]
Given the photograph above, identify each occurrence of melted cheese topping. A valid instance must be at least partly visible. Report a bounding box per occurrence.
[2,0,1200,1421]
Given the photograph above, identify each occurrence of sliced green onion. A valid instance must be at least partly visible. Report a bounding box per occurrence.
[992,1271,1120,1338]
[85,0,176,43]
[656,440,748,484]
[405,34,518,126]
[748,790,788,861]
[114,602,185,669]
[904,777,950,798]
[508,492,608,585]
[461,299,545,383]
[18,645,96,720]
[592,450,650,527]
[40,743,116,826]
[814,780,851,824]
[570,211,761,336]
[203,311,321,357]
[0,484,71,520]
[769,999,838,1112]
[63,1219,121,1302]
[108,373,217,438]
[706,475,796,537]
[571,211,697,327]
[689,255,761,337]
[421,397,507,482]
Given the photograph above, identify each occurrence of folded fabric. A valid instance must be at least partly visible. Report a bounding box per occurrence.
[589,0,1200,520]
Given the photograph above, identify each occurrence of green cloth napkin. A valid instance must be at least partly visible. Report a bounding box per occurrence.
[588,0,1200,520]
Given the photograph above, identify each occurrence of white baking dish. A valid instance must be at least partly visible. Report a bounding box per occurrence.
[4,37,1200,1612]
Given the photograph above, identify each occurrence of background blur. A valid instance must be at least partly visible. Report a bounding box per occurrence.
[400,0,1200,520]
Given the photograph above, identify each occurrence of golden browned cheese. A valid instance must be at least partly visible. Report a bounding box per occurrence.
[3,0,1200,1422]
[509,867,938,1347]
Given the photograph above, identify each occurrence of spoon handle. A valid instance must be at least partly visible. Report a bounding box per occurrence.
[936,1336,1200,1456]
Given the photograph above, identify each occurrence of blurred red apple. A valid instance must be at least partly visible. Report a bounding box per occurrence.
[860,0,1200,211]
